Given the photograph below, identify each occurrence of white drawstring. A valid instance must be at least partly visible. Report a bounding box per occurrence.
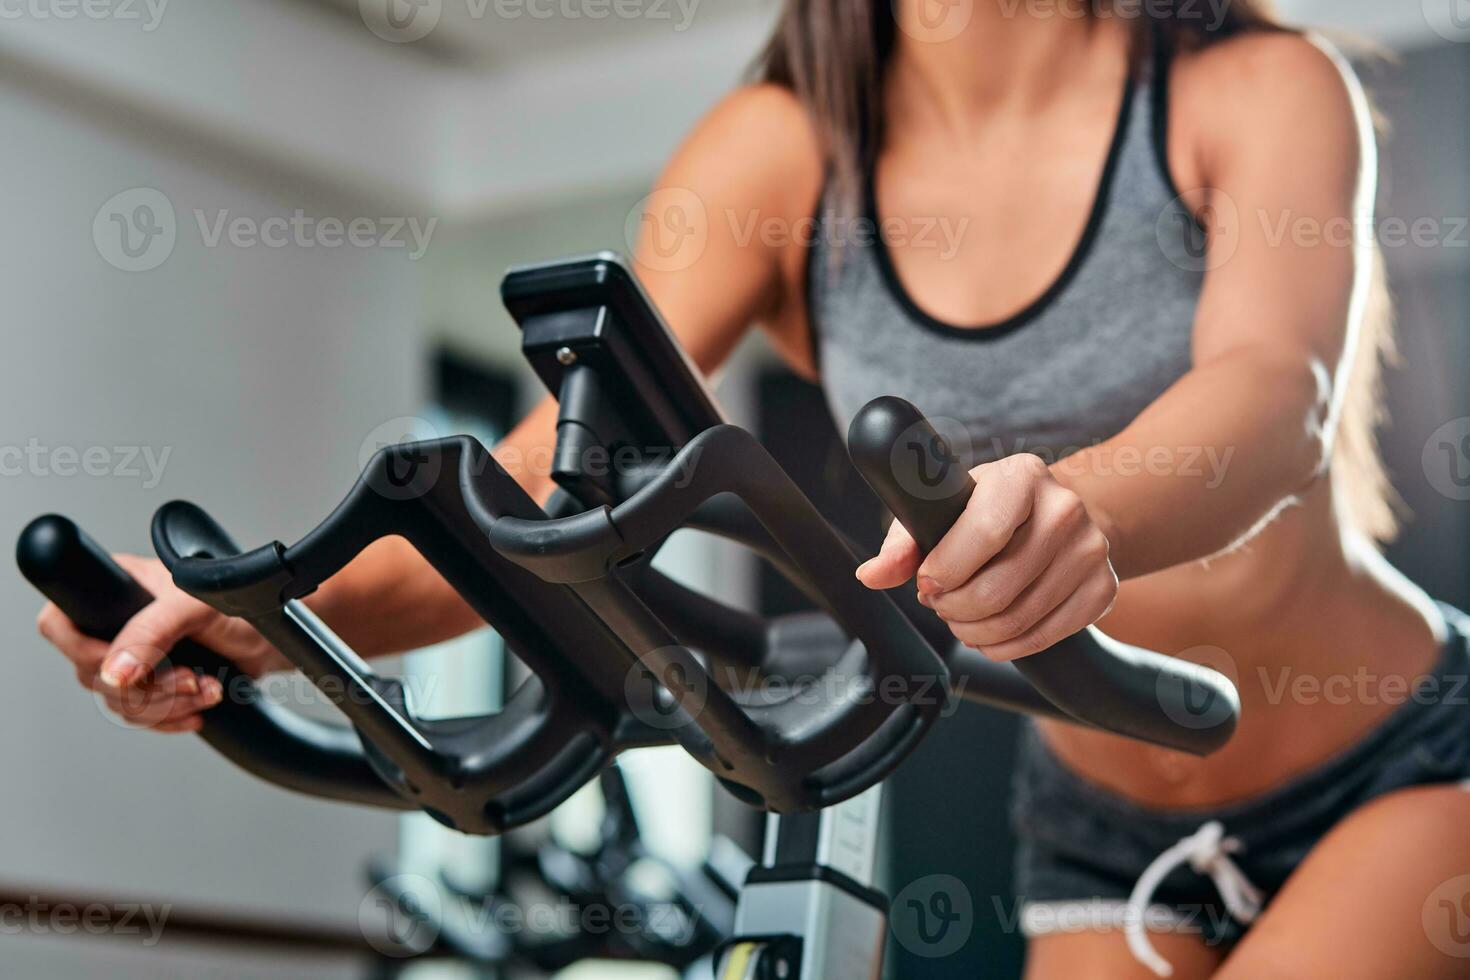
[1124,821,1263,977]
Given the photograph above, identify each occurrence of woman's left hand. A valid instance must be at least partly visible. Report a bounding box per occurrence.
[855,453,1119,661]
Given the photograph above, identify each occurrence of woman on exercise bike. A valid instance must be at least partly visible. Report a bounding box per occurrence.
[36,2,1470,977]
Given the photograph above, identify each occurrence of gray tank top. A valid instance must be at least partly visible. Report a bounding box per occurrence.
[810,42,1203,466]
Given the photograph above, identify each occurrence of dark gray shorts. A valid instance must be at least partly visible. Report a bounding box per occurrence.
[1010,603,1470,947]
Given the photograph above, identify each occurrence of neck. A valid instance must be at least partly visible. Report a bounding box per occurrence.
[888,0,1127,132]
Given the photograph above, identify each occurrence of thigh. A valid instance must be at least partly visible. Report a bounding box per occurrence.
[1024,929,1222,980]
[1217,784,1470,980]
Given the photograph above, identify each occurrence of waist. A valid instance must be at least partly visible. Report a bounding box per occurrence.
[1032,605,1467,816]
[1038,536,1448,807]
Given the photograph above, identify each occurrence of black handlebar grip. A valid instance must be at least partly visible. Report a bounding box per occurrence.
[16,515,410,809]
[18,515,156,640]
[846,397,975,556]
[847,397,1239,756]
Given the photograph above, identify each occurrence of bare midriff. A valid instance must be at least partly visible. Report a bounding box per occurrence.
[1039,477,1446,809]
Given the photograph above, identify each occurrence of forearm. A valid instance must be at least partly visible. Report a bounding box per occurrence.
[1054,345,1332,580]
[305,537,482,656]
[304,401,562,656]
[491,396,562,507]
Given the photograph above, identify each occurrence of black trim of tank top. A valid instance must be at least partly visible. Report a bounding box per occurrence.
[864,70,1137,341]
[803,187,825,374]
[1150,21,1187,201]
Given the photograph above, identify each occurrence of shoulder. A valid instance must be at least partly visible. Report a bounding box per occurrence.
[1174,30,1363,118]
[1171,31,1371,181]
[661,83,824,218]
[640,84,827,377]
[697,82,820,145]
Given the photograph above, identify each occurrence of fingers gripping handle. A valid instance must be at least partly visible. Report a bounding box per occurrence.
[846,397,1239,756]
[19,515,225,670]
[15,515,407,809]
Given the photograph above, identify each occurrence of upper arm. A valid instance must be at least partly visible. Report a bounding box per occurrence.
[631,83,824,379]
[1176,33,1376,403]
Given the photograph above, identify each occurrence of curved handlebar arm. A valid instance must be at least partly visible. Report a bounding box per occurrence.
[149,438,680,834]
[490,424,953,811]
[16,515,412,811]
[847,397,1239,756]
[671,491,1077,720]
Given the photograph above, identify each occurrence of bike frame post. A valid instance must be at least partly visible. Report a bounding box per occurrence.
[720,783,888,979]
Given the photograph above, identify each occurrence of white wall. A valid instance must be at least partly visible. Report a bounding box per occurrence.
[0,76,425,924]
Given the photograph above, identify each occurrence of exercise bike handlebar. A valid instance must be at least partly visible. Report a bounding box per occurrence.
[14,247,1237,840]
[15,515,413,810]
[847,396,1239,757]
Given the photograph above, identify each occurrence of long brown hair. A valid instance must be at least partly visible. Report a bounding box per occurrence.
[758,0,1400,543]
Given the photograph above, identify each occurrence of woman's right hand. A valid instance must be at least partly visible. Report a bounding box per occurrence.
[35,553,288,734]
